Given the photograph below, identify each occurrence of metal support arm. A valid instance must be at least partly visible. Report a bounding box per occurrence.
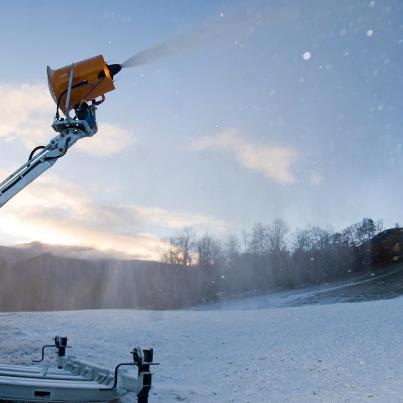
[0,117,96,208]
[0,62,99,208]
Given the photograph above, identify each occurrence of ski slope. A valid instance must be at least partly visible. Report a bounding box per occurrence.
[1,283,403,402]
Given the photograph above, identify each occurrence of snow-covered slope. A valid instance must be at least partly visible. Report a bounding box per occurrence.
[2,285,403,402]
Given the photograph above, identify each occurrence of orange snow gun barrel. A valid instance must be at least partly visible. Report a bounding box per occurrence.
[47,55,122,116]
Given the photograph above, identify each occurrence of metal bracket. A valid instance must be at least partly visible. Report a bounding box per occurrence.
[32,336,70,365]
[105,347,159,403]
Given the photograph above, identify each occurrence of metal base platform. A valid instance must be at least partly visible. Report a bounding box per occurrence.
[0,336,156,402]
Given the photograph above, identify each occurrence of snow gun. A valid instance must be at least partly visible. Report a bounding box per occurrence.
[47,55,122,119]
[0,37,179,208]
[0,54,125,208]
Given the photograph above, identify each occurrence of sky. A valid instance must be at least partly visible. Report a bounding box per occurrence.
[0,0,402,259]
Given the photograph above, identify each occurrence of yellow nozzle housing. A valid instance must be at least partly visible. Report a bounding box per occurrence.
[47,55,115,115]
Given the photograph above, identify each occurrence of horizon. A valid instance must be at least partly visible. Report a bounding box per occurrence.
[0,215,396,263]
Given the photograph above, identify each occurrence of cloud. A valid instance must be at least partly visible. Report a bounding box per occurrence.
[192,129,298,184]
[0,172,226,260]
[75,123,135,157]
[0,83,134,156]
[131,206,227,232]
[0,83,52,146]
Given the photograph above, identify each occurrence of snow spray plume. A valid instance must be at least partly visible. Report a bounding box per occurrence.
[121,29,209,68]
[121,10,264,69]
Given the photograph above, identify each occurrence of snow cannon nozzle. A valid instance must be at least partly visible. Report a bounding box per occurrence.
[107,63,122,79]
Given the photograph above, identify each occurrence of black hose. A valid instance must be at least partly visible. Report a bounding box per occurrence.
[44,137,71,161]
[2,138,71,195]
[55,80,88,118]
[28,145,46,161]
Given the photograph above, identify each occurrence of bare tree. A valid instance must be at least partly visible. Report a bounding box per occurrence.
[162,227,196,266]
[311,226,333,252]
[375,219,383,233]
[293,229,313,253]
[342,218,383,247]
[248,223,270,255]
[341,225,357,247]
[223,235,240,267]
[196,234,222,268]
[356,218,377,244]
[241,230,249,253]
[268,219,289,253]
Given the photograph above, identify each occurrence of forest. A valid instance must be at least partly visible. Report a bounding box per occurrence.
[0,218,393,311]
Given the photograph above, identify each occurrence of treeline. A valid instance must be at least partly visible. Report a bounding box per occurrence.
[0,218,391,311]
[161,218,385,300]
[0,253,218,311]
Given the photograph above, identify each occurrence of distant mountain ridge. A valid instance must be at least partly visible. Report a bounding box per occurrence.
[0,242,211,311]
[0,241,142,264]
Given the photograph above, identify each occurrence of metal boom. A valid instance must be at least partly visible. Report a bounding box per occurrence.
[0,63,98,208]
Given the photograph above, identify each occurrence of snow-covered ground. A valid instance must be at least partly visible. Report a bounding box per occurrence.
[2,281,403,402]
[198,265,403,311]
